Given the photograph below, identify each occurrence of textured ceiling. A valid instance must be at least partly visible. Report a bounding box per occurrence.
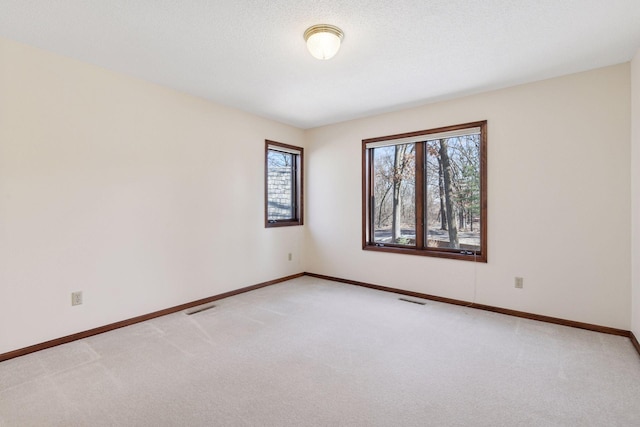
[1,1,640,129]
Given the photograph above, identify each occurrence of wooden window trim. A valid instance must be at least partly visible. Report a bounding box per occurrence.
[362,121,487,262]
[265,140,304,228]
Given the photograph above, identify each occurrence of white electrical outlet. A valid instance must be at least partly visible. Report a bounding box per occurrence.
[514,277,524,289]
[288,253,292,261]
[71,291,83,306]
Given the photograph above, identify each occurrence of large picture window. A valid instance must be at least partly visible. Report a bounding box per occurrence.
[363,121,487,262]
[265,140,303,227]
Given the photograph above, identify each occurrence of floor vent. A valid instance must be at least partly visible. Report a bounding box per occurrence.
[185,304,216,315]
[399,298,426,305]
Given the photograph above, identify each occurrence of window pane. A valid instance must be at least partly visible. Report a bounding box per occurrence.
[267,149,295,221]
[425,135,480,252]
[372,143,416,246]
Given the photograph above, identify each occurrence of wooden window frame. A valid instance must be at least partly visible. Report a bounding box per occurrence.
[362,121,487,262]
[265,140,304,228]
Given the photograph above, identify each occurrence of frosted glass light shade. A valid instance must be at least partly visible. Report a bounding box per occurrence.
[304,25,343,60]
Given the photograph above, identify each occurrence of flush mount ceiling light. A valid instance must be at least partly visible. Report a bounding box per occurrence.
[303,24,344,60]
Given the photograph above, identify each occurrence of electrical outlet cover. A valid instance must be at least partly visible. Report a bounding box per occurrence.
[72,291,83,306]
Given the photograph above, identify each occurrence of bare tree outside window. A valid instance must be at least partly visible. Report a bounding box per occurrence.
[372,143,416,246]
[425,135,480,251]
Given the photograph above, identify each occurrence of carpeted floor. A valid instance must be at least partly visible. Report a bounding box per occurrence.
[1,276,640,426]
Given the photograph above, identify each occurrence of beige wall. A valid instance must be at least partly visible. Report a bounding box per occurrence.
[632,49,640,337]
[305,64,631,329]
[0,38,305,354]
[0,35,635,355]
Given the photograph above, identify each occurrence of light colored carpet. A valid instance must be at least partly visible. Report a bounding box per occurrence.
[1,276,640,426]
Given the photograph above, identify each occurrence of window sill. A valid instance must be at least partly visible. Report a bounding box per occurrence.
[266,220,303,228]
[363,243,486,263]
